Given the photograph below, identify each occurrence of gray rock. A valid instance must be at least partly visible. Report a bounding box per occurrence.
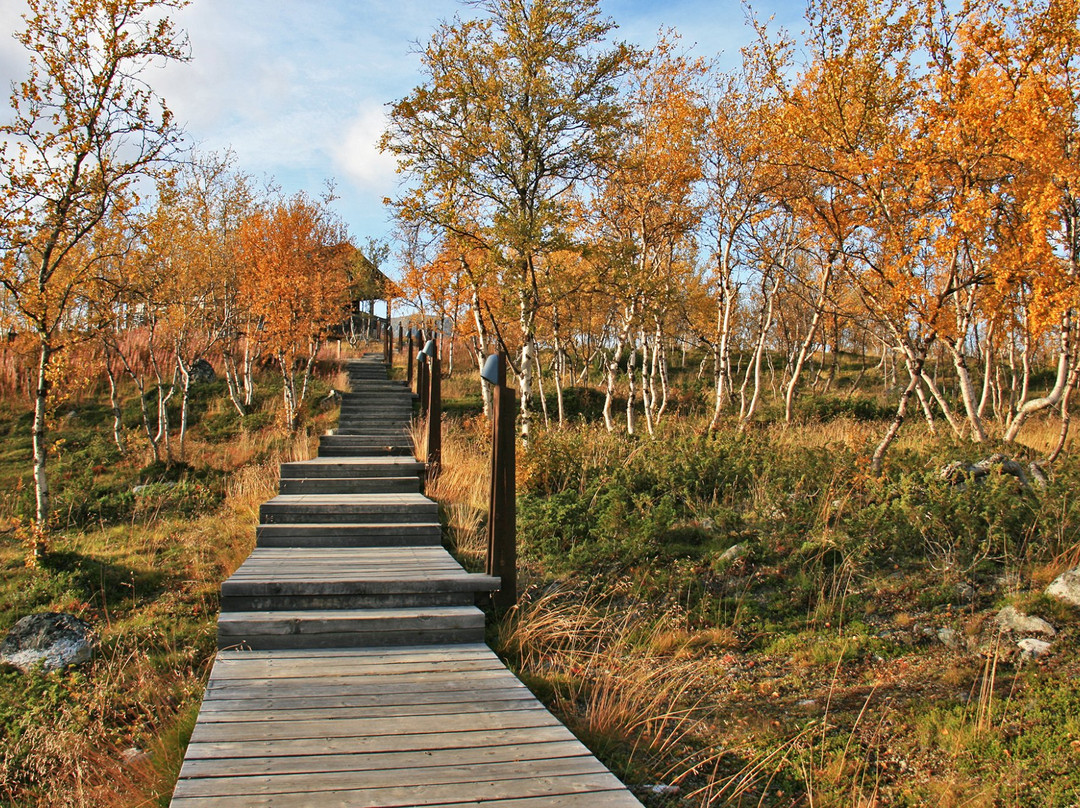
[940,454,1033,488]
[1046,568,1080,608]
[121,747,151,766]
[638,785,680,797]
[718,543,748,564]
[1017,638,1053,659]
[937,627,962,648]
[189,358,216,384]
[132,481,177,495]
[995,605,1056,636]
[1,613,96,673]
[955,582,977,603]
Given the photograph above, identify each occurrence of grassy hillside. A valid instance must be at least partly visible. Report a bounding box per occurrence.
[0,350,1077,806]
[430,364,1080,807]
[0,365,343,806]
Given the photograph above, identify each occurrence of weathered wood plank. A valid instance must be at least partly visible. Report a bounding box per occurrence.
[188,707,564,744]
[211,643,494,665]
[436,793,646,808]
[175,756,609,797]
[198,686,534,713]
[196,697,544,723]
[171,771,635,807]
[206,664,515,687]
[181,725,581,761]
[177,739,590,779]
[204,657,508,681]
[204,672,522,700]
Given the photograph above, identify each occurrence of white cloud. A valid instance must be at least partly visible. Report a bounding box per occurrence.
[0,5,28,88]
[1,0,805,243]
[332,104,398,193]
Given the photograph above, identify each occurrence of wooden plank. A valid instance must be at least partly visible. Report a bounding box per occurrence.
[204,672,524,699]
[177,739,591,779]
[175,756,608,797]
[212,643,493,664]
[204,657,508,681]
[182,725,579,760]
[206,665,515,687]
[198,686,534,712]
[171,771,636,807]
[196,697,543,723]
[188,707,563,744]
[436,793,644,808]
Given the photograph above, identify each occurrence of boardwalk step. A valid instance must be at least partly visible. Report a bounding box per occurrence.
[333,422,411,429]
[220,591,475,611]
[319,436,413,448]
[279,459,424,478]
[279,476,419,495]
[217,606,486,649]
[318,445,414,458]
[328,429,408,436]
[260,494,437,524]
[338,403,413,410]
[338,406,411,413]
[220,554,499,609]
[255,522,443,548]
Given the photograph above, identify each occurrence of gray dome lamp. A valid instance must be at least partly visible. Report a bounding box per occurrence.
[481,353,502,385]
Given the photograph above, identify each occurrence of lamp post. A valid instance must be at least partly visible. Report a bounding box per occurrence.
[406,330,415,388]
[421,339,441,474]
[482,353,516,609]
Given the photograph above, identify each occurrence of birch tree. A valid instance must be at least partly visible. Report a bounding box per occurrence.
[382,0,632,443]
[0,0,187,529]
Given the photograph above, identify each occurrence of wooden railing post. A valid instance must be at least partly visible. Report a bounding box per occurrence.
[417,350,429,419]
[406,333,415,388]
[483,353,516,610]
[425,341,441,475]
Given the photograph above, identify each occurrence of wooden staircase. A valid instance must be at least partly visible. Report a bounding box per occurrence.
[215,356,498,651]
[169,354,643,807]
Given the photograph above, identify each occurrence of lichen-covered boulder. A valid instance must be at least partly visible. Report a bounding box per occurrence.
[1046,568,1080,608]
[0,613,96,673]
[189,358,216,384]
[994,605,1056,636]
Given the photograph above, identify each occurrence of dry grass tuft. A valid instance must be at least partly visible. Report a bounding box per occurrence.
[415,415,491,568]
[497,590,709,765]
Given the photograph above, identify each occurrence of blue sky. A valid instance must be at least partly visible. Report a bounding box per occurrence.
[1,0,806,260]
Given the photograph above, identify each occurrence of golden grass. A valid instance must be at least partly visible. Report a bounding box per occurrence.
[496,590,709,769]
[414,415,491,569]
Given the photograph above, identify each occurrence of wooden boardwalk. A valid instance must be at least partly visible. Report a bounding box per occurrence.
[170,355,642,807]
